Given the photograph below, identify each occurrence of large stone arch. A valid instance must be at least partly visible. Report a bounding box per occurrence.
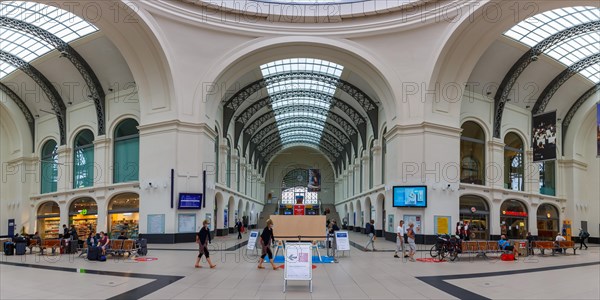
[429,0,597,126]
[200,36,399,130]
[49,0,176,120]
[214,191,225,234]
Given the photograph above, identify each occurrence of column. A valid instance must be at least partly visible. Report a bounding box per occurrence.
[231,151,239,192]
[371,142,382,186]
[362,154,370,192]
[56,145,71,193]
[93,135,111,187]
[240,159,247,196]
[218,144,228,184]
[353,161,360,195]
[347,166,354,197]
[525,150,539,194]
[487,138,505,190]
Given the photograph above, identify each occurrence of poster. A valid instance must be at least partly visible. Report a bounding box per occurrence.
[247,231,259,250]
[335,231,350,251]
[532,111,557,161]
[403,215,422,234]
[307,169,321,192]
[597,103,599,157]
[294,205,305,215]
[284,243,312,280]
[178,214,196,233]
[387,214,395,232]
[147,214,165,234]
[434,216,451,235]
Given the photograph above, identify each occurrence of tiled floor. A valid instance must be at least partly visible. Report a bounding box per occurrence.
[1,232,599,299]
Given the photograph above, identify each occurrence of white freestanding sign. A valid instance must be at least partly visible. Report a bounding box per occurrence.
[335,231,350,251]
[247,231,259,250]
[283,242,313,293]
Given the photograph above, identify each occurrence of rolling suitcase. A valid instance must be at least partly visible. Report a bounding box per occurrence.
[87,246,99,261]
[15,242,26,255]
[137,238,148,256]
[68,240,78,254]
[4,242,15,255]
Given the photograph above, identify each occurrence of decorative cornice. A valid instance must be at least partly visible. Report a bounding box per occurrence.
[138,120,217,139]
[384,122,462,141]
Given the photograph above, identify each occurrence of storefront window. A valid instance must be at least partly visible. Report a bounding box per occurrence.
[37,201,60,239]
[537,204,559,241]
[113,119,139,183]
[539,161,556,196]
[500,199,528,239]
[69,197,98,239]
[459,195,489,240]
[108,193,140,239]
[73,130,94,188]
[504,132,524,191]
[460,121,485,185]
[40,140,58,194]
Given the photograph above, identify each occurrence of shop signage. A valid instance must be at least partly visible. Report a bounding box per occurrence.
[470,207,476,213]
[79,209,88,215]
[502,211,527,217]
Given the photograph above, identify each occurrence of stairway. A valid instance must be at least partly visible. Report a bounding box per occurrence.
[257,203,278,229]
[321,204,341,226]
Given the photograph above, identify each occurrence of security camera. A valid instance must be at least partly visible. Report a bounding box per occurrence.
[447,184,451,188]
[148,182,152,187]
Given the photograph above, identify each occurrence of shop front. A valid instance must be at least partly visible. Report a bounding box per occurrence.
[500,199,528,239]
[537,203,559,241]
[37,201,60,239]
[108,193,139,239]
[69,198,98,239]
[459,195,489,240]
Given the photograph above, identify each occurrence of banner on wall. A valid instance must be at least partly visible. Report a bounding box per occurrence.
[532,111,557,162]
[596,103,599,157]
[307,169,321,192]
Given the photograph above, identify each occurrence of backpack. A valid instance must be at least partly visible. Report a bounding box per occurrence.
[582,231,590,239]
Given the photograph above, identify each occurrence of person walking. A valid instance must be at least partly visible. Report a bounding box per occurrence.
[407,223,416,261]
[394,220,406,258]
[235,219,243,240]
[364,220,376,251]
[578,228,589,250]
[257,219,278,270]
[194,219,216,269]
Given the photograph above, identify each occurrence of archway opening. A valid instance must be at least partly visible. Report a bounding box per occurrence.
[500,199,528,239]
[108,193,139,239]
[37,201,60,239]
[537,204,559,241]
[459,195,490,240]
[69,197,98,239]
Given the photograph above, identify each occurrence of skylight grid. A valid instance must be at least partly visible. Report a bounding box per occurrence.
[0,63,16,78]
[504,6,599,46]
[580,64,600,83]
[504,6,600,83]
[1,27,54,62]
[545,32,600,66]
[0,1,98,78]
[1,1,98,43]
[259,58,344,151]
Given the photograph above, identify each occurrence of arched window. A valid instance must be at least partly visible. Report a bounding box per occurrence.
[460,121,486,185]
[504,133,524,191]
[40,140,58,193]
[113,119,139,183]
[539,161,556,196]
[73,129,94,188]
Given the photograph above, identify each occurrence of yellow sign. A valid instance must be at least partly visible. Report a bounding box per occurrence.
[563,219,572,241]
[437,216,449,234]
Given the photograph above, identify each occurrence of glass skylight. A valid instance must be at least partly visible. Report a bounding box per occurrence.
[504,6,600,83]
[0,1,98,78]
[260,58,344,151]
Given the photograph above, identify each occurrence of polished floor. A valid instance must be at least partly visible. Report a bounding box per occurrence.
[1,232,599,299]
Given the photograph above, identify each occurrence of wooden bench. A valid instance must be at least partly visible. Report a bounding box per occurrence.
[106,240,123,256]
[39,239,61,255]
[533,241,577,255]
[120,240,137,257]
[459,240,510,258]
[27,239,41,254]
